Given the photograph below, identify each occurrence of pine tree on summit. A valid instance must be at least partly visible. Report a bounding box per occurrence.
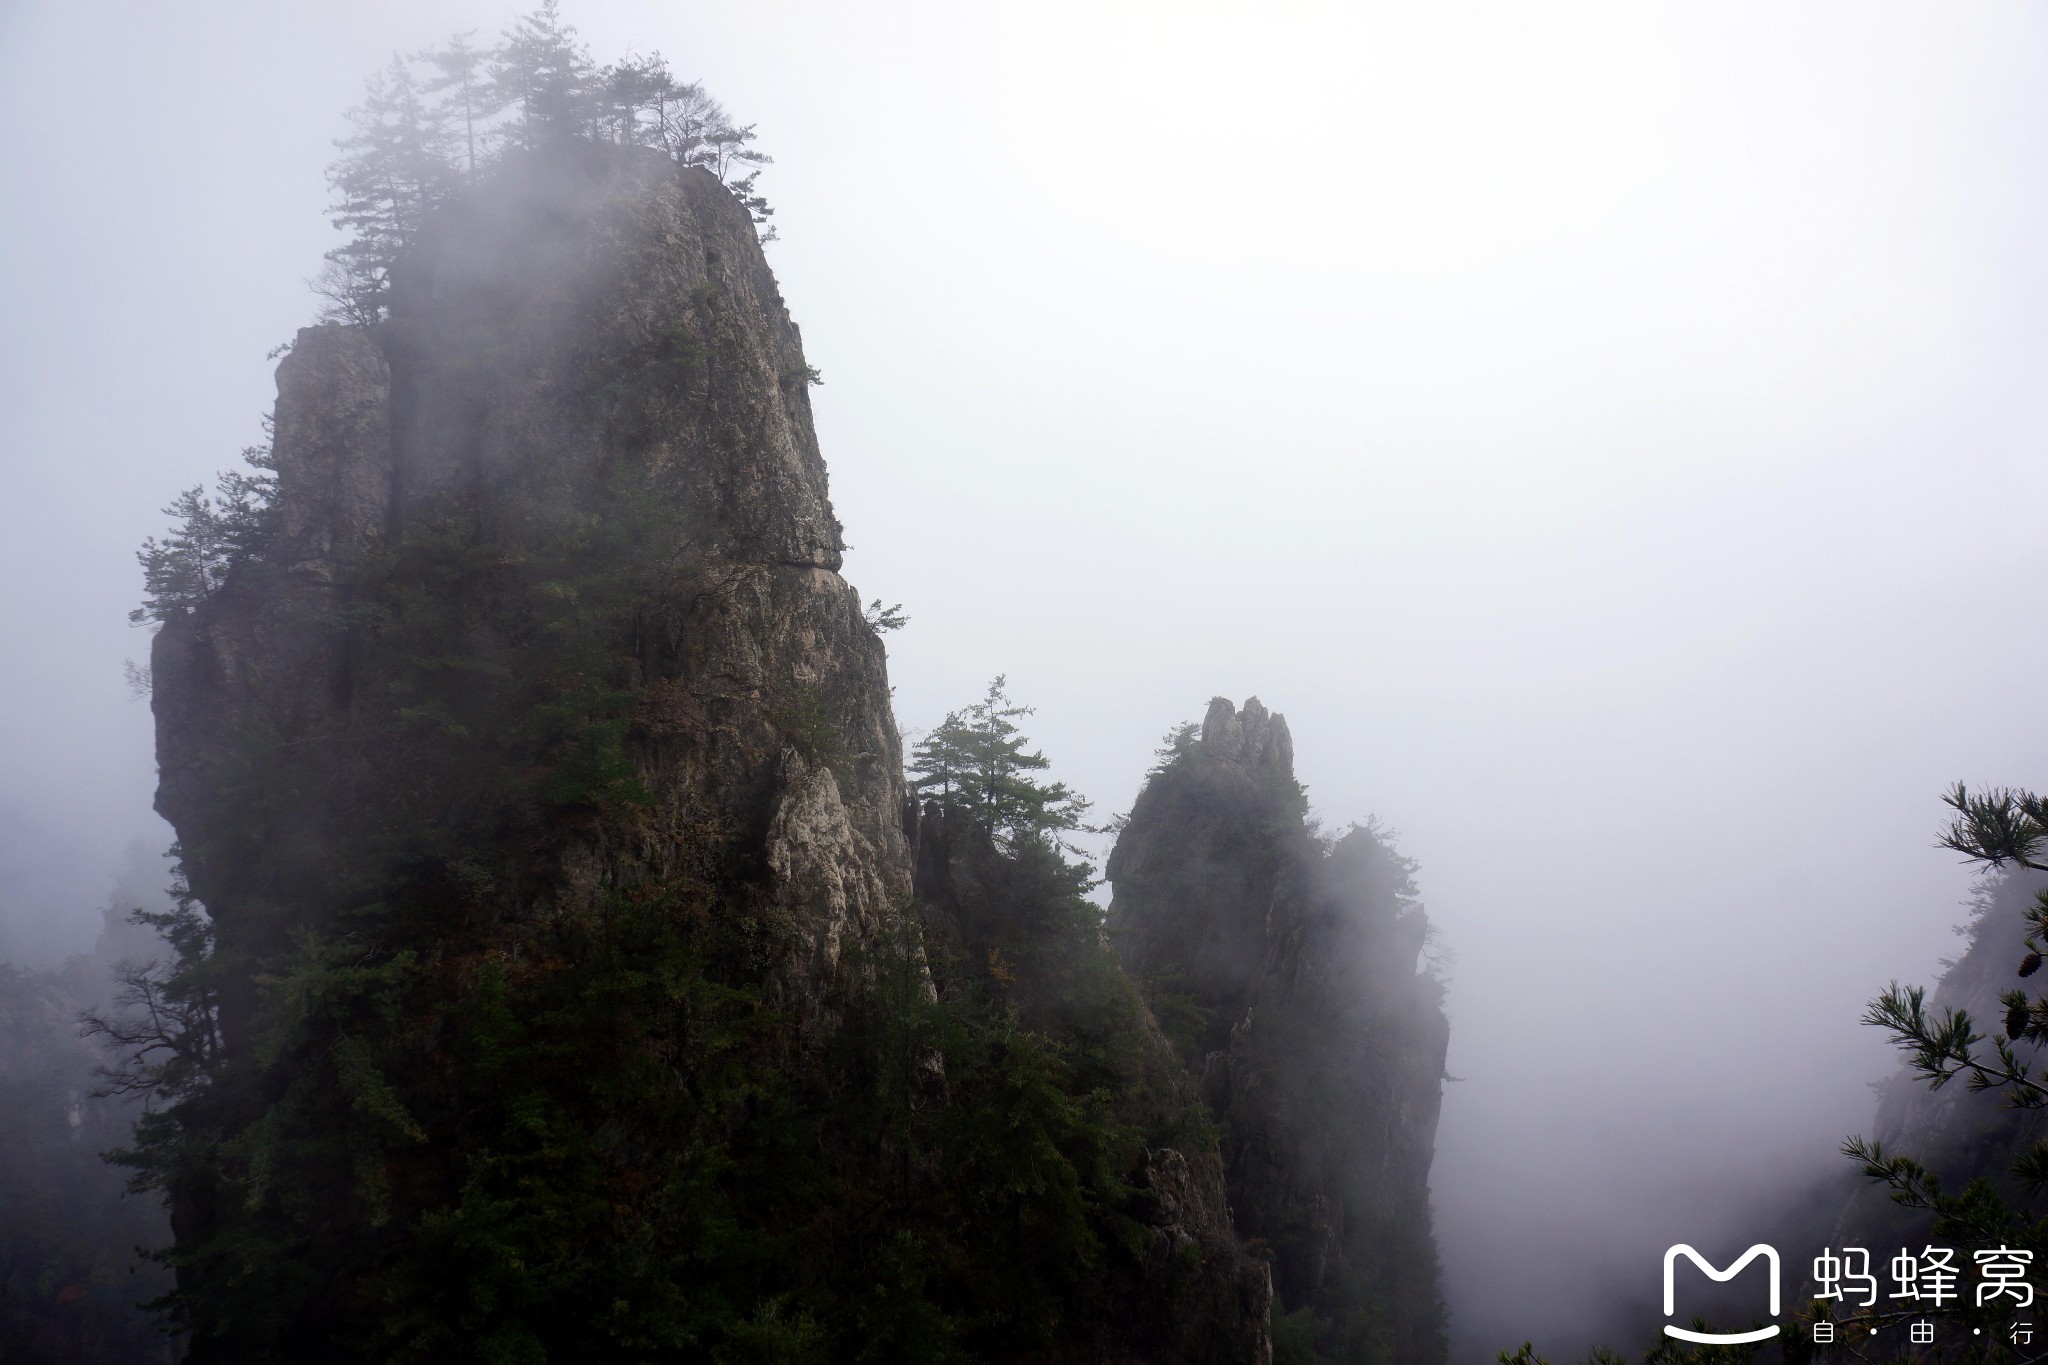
[314,6,779,323]
[417,31,497,174]
[488,0,598,149]
[596,52,772,196]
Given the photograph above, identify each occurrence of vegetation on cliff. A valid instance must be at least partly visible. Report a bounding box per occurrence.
[319,1,774,326]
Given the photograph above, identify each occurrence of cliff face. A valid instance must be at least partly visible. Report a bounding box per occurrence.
[144,146,1271,1362]
[1109,699,1451,1365]
[154,148,908,1032]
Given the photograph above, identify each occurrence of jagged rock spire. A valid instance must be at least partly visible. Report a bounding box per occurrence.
[1200,696,1295,776]
[1108,695,1450,1364]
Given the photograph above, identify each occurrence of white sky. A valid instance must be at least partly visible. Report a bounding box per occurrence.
[6,2,2048,1355]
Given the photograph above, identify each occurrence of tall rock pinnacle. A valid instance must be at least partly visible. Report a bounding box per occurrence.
[154,148,911,1036]
[1110,697,1452,1363]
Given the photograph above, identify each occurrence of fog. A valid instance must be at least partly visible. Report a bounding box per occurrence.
[6,2,2048,1357]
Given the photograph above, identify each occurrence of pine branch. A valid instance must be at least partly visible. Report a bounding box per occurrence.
[1939,783,2048,873]
[1862,982,2048,1107]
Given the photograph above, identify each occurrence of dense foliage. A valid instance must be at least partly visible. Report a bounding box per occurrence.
[319,1,773,325]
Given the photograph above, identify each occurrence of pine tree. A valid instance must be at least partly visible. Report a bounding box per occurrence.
[488,0,597,150]
[417,30,498,174]
[129,446,277,625]
[1862,784,2048,1103]
[595,53,676,150]
[593,52,777,234]
[910,677,1091,847]
[319,55,456,323]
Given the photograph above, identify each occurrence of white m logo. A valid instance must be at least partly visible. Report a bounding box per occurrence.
[1662,1244,1781,1344]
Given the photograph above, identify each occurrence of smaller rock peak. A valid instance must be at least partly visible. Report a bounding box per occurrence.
[1200,696,1295,778]
[1201,697,1242,752]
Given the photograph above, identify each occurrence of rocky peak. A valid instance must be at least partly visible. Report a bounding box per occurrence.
[1110,696,1451,1363]
[1199,695,1294,776]
[153,144,909,1032]
[1107,698,1307,1051]
[382,149,842,570]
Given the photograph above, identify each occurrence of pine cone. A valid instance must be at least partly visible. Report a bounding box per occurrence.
[2022,952,2042,979]
[2009,1003,2031,1040]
